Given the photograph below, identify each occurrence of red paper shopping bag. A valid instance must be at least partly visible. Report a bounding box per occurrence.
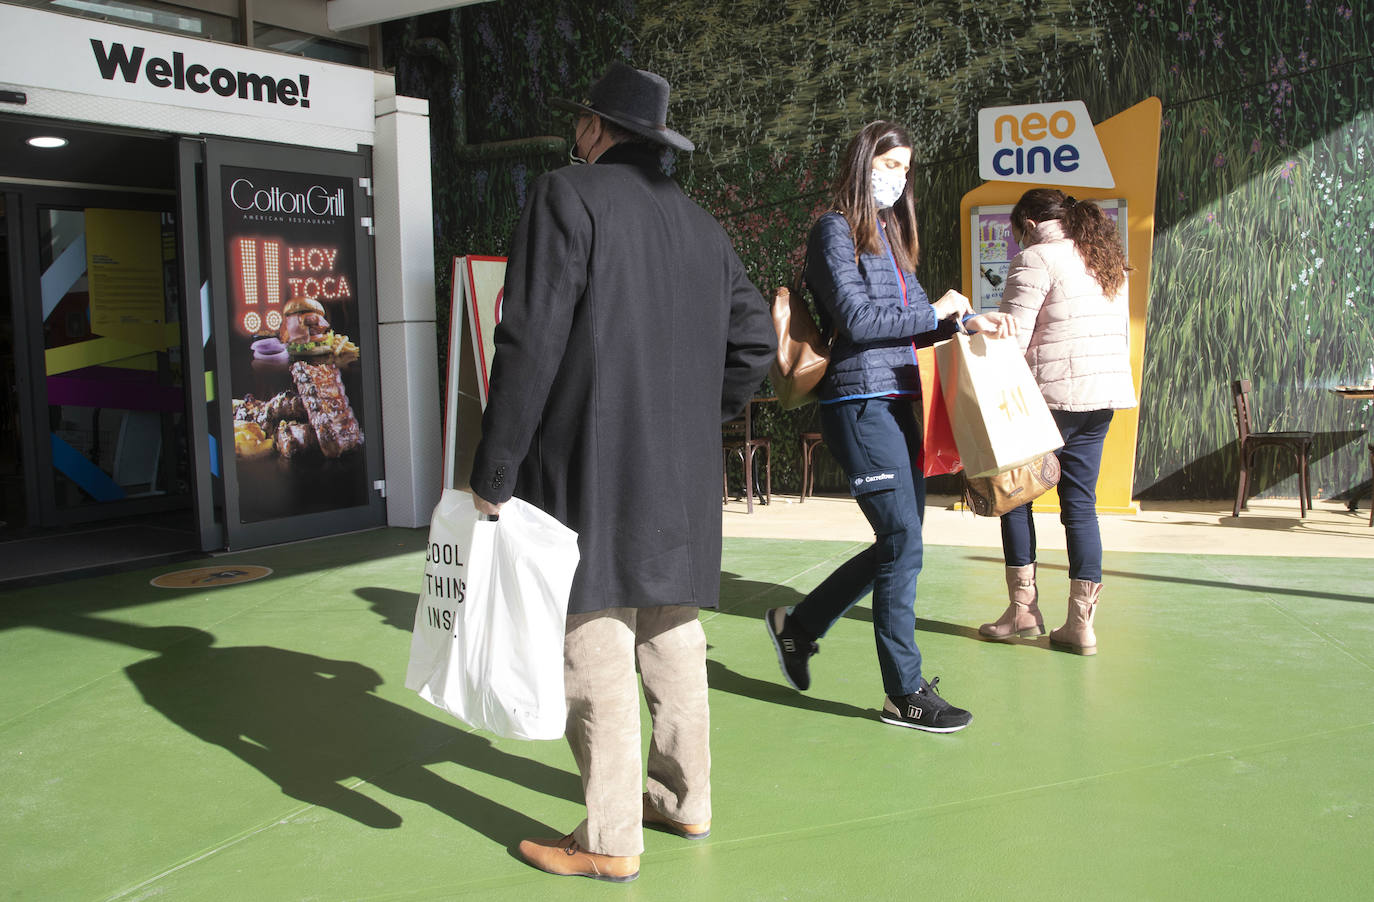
[916,346,962,477]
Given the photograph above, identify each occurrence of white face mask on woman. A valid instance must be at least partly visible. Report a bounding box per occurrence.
[870,167,906,210]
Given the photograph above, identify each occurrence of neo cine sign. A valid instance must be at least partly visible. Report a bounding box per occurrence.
[977,101,1114,189]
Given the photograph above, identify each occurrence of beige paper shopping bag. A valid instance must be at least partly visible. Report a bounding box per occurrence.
[934,332,1063,478]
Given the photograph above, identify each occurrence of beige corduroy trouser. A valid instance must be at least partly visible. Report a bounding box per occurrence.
[564,604,711,857]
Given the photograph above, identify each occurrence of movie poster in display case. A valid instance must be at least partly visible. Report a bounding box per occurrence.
[219,165,370,523]
[968,200,1127,311]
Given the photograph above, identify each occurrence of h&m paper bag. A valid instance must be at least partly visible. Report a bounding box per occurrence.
[933,332,1063,478]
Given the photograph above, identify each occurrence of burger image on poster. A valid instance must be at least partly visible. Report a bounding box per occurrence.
[280,296,334,356]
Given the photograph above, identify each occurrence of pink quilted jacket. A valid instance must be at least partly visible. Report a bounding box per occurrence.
[998,220,1137,412]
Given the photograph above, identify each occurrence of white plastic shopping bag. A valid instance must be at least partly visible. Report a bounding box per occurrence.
[934,331,1063,477]
[405,489,580,741]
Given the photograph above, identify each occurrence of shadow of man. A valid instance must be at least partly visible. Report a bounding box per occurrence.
[355,585,422,632]
[41,614,580,843]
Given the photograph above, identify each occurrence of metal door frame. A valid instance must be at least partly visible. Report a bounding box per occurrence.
[174,138,225,551]
[2,187,42,529]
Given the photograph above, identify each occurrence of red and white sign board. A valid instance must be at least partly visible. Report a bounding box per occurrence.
[442,255,506,489]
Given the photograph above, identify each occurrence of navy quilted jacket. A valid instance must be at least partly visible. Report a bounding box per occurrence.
[804,211,946,401]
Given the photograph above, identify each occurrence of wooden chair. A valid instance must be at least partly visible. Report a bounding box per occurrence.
[799,432,825,502]
[1230,379,1313,518]
[723,400,771,513]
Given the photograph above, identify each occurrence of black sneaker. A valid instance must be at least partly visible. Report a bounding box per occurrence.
[765,606,818,691]
[879,677,972,733]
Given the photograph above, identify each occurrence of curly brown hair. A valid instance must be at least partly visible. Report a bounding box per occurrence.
[1011,188,1131,297]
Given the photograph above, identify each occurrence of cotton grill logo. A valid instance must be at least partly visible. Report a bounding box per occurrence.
[90,39,313,110]
[229,179,345,218]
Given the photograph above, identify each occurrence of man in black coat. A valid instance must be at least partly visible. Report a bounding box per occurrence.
[469,62,775,882]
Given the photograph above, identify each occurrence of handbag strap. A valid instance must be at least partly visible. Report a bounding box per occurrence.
[789,253,833,344]
[789,253,807,297]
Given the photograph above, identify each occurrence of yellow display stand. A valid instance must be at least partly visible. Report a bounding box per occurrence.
[959,97,1162,515]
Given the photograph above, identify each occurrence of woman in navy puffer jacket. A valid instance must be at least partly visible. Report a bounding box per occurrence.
[765,121,1015,733]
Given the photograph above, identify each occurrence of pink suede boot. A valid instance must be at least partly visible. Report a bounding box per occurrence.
[1049,579,1101,655]
[979,564,1045,640]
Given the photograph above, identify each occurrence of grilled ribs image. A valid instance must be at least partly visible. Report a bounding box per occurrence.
[289,361,364,459]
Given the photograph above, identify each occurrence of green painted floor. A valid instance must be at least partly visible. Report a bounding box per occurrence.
[2,529,1372,900]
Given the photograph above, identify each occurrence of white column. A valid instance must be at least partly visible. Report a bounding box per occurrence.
[372,76,441,527]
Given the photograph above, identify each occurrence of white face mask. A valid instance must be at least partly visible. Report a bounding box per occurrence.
[870,167,906,210]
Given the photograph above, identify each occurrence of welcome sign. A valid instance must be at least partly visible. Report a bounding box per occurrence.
[0,5,374,133]
[977,101,1114,189]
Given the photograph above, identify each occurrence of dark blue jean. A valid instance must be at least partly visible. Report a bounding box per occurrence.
[1000,408,1114,583]
[791,397,925,697]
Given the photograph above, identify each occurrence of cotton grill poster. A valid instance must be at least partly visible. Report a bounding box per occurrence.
[220,166,369,523]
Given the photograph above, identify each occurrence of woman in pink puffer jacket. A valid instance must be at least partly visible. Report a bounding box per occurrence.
[977,188,1136,655]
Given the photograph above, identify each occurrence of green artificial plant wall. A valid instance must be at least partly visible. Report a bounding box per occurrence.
[386,0,1374,502]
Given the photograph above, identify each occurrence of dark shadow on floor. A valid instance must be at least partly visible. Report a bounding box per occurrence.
[1135,429,1366,500]
[913,617,985,641]
[717,568,876,625]
[0,509,201,590]
[967,555,1374,605]
[718,570,967,639]
[23,613,580,844]
[1215,512,1371,530]
[0,527,430,620]
[716,570,808,618]
[356,586,419,631]
[706,659,874,721]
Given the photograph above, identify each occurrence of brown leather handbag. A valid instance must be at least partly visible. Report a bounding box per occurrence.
[769,269,830,409]
[963,452,1061,517]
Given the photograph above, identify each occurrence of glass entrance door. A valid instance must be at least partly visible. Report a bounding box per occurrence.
[14,188,192,529]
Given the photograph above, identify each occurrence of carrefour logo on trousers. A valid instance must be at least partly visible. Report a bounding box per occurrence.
[977,101,1114,189]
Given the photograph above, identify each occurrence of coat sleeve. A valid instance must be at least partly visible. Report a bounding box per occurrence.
[720,241,776,423]
[468,172,589,504]
[999,249,1052,354]
[806,214,936,343]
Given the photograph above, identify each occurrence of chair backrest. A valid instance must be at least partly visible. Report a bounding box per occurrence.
[724,399,766,446]
[1230,379,1254,444]
[723,398,752,442]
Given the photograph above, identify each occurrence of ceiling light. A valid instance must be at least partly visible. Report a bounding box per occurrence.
[27,136,68,149]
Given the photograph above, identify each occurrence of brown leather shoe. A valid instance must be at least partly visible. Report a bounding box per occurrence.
[517,834,639,882]
[642,793,711,839]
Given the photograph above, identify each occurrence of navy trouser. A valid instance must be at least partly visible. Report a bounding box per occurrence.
[1000,408,1114,583]
[791,397,925,697]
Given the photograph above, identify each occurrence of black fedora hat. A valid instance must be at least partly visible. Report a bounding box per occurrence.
[551,62,694,152]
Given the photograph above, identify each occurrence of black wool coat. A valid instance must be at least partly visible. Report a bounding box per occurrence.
[469,144,776,615]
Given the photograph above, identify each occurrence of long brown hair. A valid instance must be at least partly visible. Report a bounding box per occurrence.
[831,121,920,271]
[1011,188,1131,297]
